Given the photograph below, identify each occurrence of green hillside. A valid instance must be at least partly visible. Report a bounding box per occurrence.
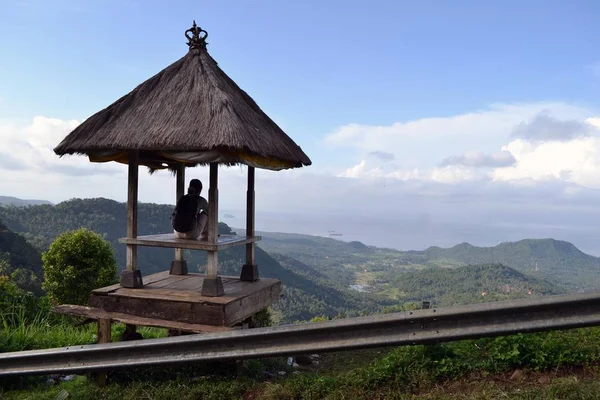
[414,239,600,290]
[0,199,388,323]
[1,198,592,323]
[0,220,43,295]
[388,263,560,306]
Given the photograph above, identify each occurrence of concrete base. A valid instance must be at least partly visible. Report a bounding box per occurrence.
[240,264,259,282]
[120,270,143,288]
[201,276,225,297]
[169,260,188,275]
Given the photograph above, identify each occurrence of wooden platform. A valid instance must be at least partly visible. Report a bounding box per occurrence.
[90,271,281,327]
[118,234,261,251]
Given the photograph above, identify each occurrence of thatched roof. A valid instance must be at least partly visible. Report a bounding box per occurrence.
[54,21,311,171]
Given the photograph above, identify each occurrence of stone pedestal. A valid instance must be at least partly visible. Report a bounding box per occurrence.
[169,260,188,275]
[201,276,225,297]
[240,264,259,282]
[120,270,143,288]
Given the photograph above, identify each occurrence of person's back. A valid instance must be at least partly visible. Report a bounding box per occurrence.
[172,179,209,240]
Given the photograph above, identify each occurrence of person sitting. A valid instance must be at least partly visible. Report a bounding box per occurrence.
[171,179,209,240]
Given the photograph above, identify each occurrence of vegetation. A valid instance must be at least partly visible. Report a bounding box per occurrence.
[0,199,391,323]
[415,239,600,290]
[42,228,118,306]
[2,198,600,397]
[0,220,43,295]
[387,263,560,306]
[3,307,600,399]
[3,198,600,323]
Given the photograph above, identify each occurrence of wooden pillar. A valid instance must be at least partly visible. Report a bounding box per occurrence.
[94,318,111,386]
[170,163,188,275]
[120,151,143,288]
[241,166,259,281]
[201,163,224,296]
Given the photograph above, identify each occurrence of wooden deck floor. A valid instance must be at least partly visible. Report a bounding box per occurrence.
[118,234,261,251]
[90,271,281,327]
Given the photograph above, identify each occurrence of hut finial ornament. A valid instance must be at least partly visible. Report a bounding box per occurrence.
[185,20,208,49]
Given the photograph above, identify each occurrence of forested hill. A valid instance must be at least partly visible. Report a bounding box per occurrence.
[388,263,560,307]
[411,239,600,290]
[0,198,388,323]
[2,197,596,322]
[0,220,43,295]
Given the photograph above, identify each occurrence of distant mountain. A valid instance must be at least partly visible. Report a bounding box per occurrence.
[412,239,600,290]
[244,230,600,294]
[389,263,560,307]
[0,196,52,207]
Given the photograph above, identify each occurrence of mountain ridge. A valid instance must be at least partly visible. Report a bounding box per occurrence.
[411,238,600,289]
[0,196,53,207]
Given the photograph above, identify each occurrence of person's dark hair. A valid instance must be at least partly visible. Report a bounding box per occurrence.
[188,179,202,195]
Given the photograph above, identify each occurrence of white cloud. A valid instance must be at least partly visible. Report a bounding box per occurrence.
[494,137,600,188]
[324,102,594,169]
[587,117,600,129]
[326,103,600,190]
[0,116,125,177]
[338,160,383,179]
[338,161,483,184]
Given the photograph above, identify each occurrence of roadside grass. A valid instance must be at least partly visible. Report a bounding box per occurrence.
[4,294,600,400]
[3,367,600,400]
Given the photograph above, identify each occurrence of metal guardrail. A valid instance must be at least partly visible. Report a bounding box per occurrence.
[2,291,600,376]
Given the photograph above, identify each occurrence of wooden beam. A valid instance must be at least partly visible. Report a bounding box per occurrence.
[53,305,233,333]
[121,151,143,288]
[246,166,255,266]
[240,166,258,281]
[207,163,219,278]
[201,163,224,296]
[175,164,185,262]
[120,234,262,252]
[126,151,139,271]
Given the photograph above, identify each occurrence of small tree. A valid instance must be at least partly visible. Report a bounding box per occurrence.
[42,228,117,305]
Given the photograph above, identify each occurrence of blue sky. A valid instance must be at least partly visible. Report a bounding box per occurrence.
[1,0,598,166]
[1,0,600,251]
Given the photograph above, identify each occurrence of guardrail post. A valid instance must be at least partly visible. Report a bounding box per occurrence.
[93,318,111,386]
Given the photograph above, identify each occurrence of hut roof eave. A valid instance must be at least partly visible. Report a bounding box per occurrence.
[56,147,309,172]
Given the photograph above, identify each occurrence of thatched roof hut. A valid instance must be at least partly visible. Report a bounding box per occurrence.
[54,21,311,171]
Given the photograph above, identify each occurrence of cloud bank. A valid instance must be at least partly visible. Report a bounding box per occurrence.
[2,102,600,252]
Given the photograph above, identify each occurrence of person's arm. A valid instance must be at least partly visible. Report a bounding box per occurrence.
[199,197,209,214]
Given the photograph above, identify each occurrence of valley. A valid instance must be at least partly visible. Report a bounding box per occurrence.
[2,197,599,324]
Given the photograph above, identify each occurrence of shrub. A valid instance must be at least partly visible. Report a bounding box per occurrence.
[42,228,117,305]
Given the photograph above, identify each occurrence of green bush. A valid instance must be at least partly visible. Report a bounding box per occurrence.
[42,228,117,306]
